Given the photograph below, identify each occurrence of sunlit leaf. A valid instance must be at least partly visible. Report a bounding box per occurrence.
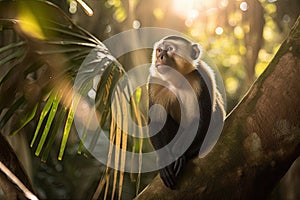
[58,92,80,160]
[119,90,128,200]
[41,106,67,162]
[31,92,55,148]
[111,87,122,200]
[95,66,114,107]
[18,3,45,40]
[35,92,61,156]
[134,88,142,105]
[103,117,116,200]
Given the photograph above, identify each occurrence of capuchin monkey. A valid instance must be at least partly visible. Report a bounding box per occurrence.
[148,35,225,189]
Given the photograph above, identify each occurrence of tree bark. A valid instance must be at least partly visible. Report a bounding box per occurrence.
[136,16,300,200]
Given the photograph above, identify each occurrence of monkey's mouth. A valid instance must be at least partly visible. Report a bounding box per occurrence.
[156,64,171,74]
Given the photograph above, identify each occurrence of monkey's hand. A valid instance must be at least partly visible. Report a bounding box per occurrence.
[174,155,186,176]
[159,162,176,190]
[158,155,186,190]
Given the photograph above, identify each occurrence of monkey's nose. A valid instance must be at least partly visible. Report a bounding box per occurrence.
[158,52,167,63]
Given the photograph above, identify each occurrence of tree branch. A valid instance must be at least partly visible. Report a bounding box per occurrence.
[136,16,300,200]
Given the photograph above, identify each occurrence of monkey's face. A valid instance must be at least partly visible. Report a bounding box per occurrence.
[151,37,201,83]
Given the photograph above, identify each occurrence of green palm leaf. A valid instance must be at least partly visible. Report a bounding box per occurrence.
[0,1,148,199]
[0,0,109,159]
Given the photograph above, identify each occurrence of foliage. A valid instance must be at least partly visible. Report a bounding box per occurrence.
[0,1,147,199]
[0,0,99,158]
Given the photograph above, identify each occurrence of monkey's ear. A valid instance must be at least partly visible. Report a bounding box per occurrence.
[191,43,202,60]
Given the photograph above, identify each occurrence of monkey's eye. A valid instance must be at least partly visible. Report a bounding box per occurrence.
[167,46,175,53]
[167,46,173,51]
[156,47,163,53]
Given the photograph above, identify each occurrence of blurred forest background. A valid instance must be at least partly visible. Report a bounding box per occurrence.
[55,0,300,110]
[0,0,300,199]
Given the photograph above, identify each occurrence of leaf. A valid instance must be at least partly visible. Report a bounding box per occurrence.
[30,92,55,148]
[0,0,106,160]
[41,106,67,162]
[43,26,99,44]
[0,96,25,129]
[95,66,114,107]
[0,2,148,199]
[10,103,38,136]
[111,90,122,200]
[0,41,25,55]
[58,94,79,160]
[0,49,25,85]
[35,91,61,156]
[118,88,128,200]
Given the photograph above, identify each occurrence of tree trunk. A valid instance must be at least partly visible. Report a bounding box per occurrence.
[136,16,300,200]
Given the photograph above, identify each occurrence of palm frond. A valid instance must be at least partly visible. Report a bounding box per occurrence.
[0,1,148,199]
[0,0,111,160]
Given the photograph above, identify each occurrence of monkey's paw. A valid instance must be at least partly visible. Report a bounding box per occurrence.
[159,155,186,190]
[159,164,176,190]
[174,155,186,176]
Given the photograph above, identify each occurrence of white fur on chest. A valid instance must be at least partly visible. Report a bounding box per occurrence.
[170,84,199,127]
[149,64,200,127]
